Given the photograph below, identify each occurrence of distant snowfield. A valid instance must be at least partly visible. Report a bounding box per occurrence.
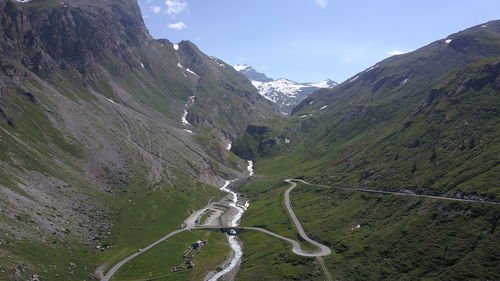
[233,64,337,112]
[233,64,251,72]
[251,78,335,103]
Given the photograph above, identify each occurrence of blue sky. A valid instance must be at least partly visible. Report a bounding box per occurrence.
[138,0,500,83]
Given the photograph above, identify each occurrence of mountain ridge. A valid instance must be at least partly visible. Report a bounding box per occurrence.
[0,0,277,279]
[234,64,337,113]
[233,19,500,281]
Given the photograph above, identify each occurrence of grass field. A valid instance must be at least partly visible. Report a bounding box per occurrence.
[239,179,500,281]
[97,172,225,276]
[111,230,229,281]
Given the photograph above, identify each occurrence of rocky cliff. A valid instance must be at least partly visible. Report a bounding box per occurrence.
[0,0,276,279]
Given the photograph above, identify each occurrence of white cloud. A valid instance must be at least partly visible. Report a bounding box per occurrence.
[168,22,187,30]
[387,50,412,56]
[166,0,188,14]
[313,0,328,9]
[151,6,162,14]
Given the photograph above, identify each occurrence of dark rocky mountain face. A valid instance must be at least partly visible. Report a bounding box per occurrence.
[0,0,149,76]
[0,0,277,279]
[234,64,273,82]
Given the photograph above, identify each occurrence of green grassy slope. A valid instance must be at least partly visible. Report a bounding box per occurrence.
[235,21,500,200]
[0,0,277,280]
[239,181,500,281]
[234,20,500,281]
[111,230,229,281]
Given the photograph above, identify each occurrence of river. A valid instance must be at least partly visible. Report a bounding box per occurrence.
[207,160,253,281]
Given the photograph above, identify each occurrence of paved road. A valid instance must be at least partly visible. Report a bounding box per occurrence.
[101,228,187,281]
[292,179,500,205]
[100,199,216,281]
[284,179,332,256]
[99,180,333,280]
[195,225,331,257]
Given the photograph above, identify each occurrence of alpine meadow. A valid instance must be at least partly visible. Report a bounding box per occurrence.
[0,1,498,281]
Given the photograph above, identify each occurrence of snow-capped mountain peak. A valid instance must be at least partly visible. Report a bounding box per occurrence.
[234,64,251,72]
[235,65,337,113]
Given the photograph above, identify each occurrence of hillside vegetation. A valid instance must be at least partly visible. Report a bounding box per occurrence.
[235,20,500,281]
[0,0,276,279]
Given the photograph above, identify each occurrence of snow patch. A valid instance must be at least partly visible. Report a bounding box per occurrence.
[177,62,200,77]
[320,105,328,110]
[400,78,409,85]
[173,44,179,51]
[445,39,452,44]
[140,63,145,69]
[226,142,232,151]
[106,98,117,105]
[349,75,359,83]
[183,129,193,134]
[233,64,251,72]
[185,68,200,77]
[308,80,337,88]
[365,65,378,72]
[211,57,227,68]
[285,138,290,144]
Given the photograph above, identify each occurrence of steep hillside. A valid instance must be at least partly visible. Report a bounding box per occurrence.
[234,64,337,113]
[0,0,276,279]
[239,20,500,200]
[234,20,500,281]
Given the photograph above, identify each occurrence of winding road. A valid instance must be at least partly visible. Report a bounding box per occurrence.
[98,179,332,281]
[292,179,500,205]
[284,179,331,256]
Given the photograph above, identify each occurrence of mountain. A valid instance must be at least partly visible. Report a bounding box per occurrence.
[0,0,277,279]
[233,20,500,280]
[233,64,273,82]
[234,64,337,113]
[288,20,500,198]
